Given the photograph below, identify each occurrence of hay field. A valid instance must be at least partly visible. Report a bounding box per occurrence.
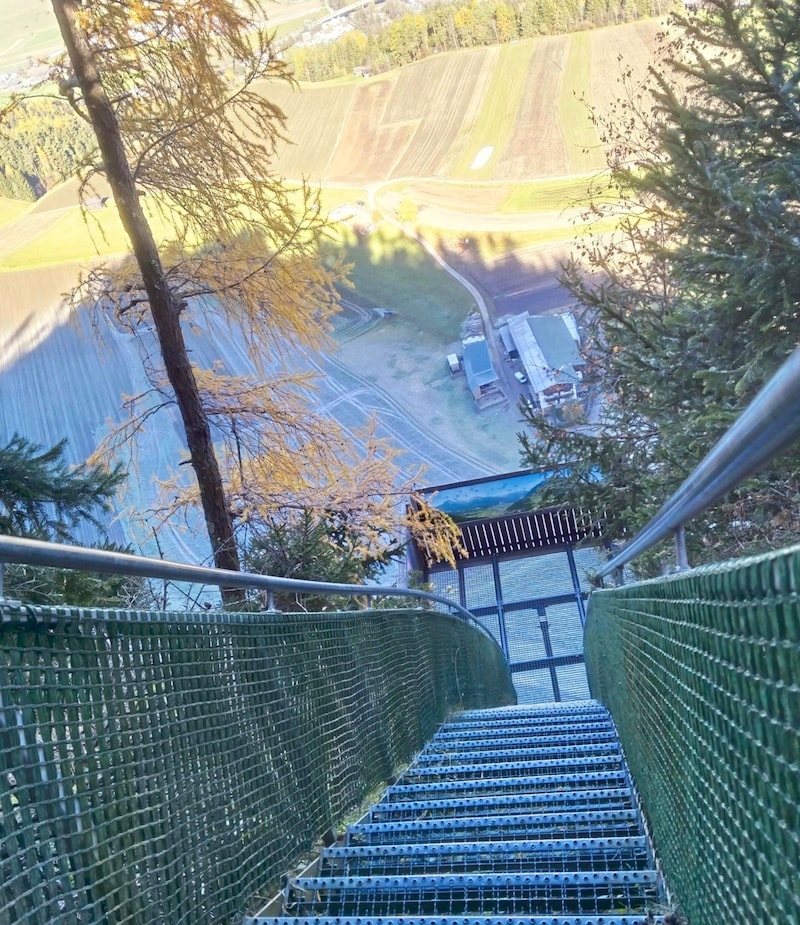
[327,79,415,181]
[269,20,662,186]
[0,0,61,74]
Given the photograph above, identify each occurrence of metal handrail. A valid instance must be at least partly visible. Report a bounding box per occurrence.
[598,344,800,578]
[0,534,477,623]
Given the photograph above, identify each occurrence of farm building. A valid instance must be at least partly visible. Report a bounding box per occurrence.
[498,325,519,360]
[461,336,500,405]
[506,312,586,411]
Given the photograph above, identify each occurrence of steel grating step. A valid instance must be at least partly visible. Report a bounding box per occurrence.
[345,809,645,845]
[431,723,615,742]
[420,731,620,753]
[441,715,611,732]
[247,916,666,925]
[404,755,625,779]
[455,701,607,719]
[257,702,666,924]
[284,870,661,916]
[415,743,622,765]
[386,770,630,799]
[317,837,652,877]
[369,788,635,821]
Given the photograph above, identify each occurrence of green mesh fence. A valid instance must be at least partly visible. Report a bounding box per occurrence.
[0,601,515,925]
[586,545,800,924]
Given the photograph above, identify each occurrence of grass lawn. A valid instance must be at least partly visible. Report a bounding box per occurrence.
[499,175,616,213]
[322,223,475,343]
[0,200,174,269]
[0,1,61,74]
[420,214,620,262]
[318,186,371,213]
[0,196,33,227]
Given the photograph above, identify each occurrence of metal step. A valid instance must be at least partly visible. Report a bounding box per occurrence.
[404,755,625,779]
[420,731,621,753]
[317,837,652,876]
[368,788,635,821]
[284,870,661,916]
[385,770,630,799]
[431,722,615,743]
[256,702,666,923]
[345,808,646,845]
[454,701,606,720]
[415,742,623,765]
[247,917,666,925]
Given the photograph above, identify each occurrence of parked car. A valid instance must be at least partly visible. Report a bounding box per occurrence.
[514,371,528,384]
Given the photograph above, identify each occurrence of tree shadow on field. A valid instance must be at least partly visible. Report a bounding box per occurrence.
[322,225,476,342]
[430,230,577,322]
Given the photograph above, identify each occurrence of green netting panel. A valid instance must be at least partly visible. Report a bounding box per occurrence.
[0,603,514,925]
[585,545,800,924]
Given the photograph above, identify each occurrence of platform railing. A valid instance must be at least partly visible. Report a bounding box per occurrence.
[0,533,481,625]
[583,349,800,924]
[0,551,515,925]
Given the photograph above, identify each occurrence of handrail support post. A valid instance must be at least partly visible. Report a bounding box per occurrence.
[675,526,690,571]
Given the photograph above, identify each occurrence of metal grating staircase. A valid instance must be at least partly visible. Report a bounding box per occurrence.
[246,701,668,925]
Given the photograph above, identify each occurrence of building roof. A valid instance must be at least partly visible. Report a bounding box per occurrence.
[506,313,582,397]
[498,325,516,355]
[462,336,498,393]
[528,315,581,370]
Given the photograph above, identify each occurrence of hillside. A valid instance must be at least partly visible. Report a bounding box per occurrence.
[0,17,666,563]
[267,20,660,185]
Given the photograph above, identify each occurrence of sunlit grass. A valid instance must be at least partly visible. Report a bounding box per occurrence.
[0,196,33,228]
[499,175,616,213]
[560,33,606,174]
[317,186,371,214]
[0,201,173,269]
[417,214,621,261]
[453,42,532,179]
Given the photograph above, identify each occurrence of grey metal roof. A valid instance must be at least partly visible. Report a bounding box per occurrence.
[506,313,582,398]
[462,337,498,392]
[529,315,581,370]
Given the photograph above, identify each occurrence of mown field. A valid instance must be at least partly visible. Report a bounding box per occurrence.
[267,20,659,187]
[0,0,61,74]
[0,18,662,338]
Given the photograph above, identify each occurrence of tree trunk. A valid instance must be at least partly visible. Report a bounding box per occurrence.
[51,0,243,603]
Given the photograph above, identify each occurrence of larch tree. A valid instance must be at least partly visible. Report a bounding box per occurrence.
[46,0,464,601]
[519,0,800,573]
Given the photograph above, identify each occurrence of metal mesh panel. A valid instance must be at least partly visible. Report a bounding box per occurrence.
[499,553,573,598]
[586,545,800,925]
[571,548,605,591]
[459,564,496,611]
[0,602,514,925]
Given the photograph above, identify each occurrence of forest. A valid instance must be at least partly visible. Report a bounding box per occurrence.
[0,97,95,200]
[289,0,672,81]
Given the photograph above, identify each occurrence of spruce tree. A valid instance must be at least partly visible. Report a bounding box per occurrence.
[0,434,143,605]
[519,0,800,573]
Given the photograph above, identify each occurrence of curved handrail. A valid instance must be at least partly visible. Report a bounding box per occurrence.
[0,534,477,624]
[597,344,800,578]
